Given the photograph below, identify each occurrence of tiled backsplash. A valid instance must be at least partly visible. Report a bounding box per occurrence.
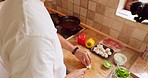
[45,0,148,52]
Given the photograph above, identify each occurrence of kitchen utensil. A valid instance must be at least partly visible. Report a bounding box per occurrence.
[58,16,80,30]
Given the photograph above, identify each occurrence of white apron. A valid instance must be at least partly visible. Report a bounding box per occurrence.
[0,0,66,78]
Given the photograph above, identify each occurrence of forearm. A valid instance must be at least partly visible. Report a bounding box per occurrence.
[57,33,76,53]
[57,33,91,66]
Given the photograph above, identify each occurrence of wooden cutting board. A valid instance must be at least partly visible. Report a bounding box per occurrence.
[63,45,115,78]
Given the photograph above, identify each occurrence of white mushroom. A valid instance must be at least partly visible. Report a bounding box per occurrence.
[101,53,105,57]
[108,51,112,55]
[104,53,108,58]
[100,48,106,53]
[93,47,98,52]
[99,50,103,55]
[98,44,103,49]
[97,44,100,48]
[99,51,103,55]
[96,50,100,54]
[106,48,111,52]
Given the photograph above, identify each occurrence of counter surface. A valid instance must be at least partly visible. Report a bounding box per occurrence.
[64,27,140,78]
[46,7,145,78]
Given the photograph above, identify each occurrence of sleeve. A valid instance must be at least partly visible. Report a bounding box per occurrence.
[10,36,55,78]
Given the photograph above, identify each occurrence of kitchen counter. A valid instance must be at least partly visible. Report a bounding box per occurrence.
[129,57,148,78]
[63,48,115,78]
[45,7,147,78]
[64,26,140,78]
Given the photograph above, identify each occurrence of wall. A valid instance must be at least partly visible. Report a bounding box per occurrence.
[45,0,148,52]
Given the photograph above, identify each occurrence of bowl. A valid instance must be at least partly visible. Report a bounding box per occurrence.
[114,53,127,65]
[112,66,130,78]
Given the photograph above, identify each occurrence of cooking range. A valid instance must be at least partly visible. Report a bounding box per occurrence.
[50,13,84,39]
[56,25,83,39]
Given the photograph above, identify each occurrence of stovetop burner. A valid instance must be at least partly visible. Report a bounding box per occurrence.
[56,26,84,39]
[50,13,84,39]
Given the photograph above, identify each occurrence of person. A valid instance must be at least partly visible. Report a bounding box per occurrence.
[0,0,91,78]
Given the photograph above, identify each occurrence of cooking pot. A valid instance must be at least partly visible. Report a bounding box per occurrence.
[58,16,80,30]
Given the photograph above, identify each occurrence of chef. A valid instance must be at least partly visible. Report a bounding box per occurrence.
[0,0,91,78]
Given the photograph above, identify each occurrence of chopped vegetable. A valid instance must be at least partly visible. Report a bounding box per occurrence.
[86,65,91,69]
[103,60,112,69]
[115,67,130,78]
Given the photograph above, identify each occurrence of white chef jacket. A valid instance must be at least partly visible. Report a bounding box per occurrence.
[0,0,66,78]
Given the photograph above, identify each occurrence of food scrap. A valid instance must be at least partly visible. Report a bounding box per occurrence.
[86,65,91,69]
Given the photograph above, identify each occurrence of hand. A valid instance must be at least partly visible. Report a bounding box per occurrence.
[65,68,87,78]
[74,48,91,66]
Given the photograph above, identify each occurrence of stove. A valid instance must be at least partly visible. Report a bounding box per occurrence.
[56,25,84,39]
[50,13,84,39]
